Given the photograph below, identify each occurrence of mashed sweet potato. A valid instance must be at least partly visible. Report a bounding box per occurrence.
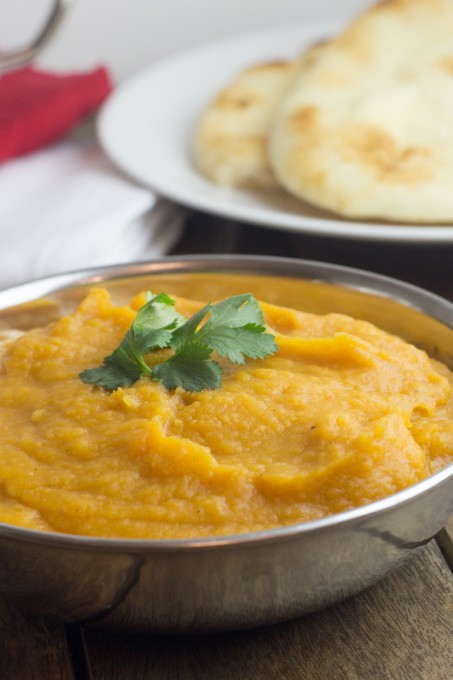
[0,285,452,538]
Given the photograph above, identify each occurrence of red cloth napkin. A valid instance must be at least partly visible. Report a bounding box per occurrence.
[0,66,112,162]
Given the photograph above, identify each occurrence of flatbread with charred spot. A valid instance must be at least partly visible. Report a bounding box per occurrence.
[192,59,296,189]
[269,0,453,223]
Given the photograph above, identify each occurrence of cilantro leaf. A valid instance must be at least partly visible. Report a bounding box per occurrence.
[203,293,264,328]
[191,294,278,364]
[200,323,278,364]
[80,291,278,392]
[169,303,211,351]
[121,292,185,360]
[79,354,142,390]
[80,292,183,388]
[153,341,222,392]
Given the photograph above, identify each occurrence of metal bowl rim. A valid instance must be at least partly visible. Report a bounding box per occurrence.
[1,254,453,323]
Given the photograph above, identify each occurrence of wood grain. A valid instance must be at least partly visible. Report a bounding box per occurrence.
[172,214,453,302]
[84,541,453,680]
[0,598,75,680]
[437,517,453,573]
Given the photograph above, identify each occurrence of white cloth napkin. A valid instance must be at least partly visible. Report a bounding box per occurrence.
[0,139,185,289]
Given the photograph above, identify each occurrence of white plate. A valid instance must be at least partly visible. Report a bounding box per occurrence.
[98,22,453,243]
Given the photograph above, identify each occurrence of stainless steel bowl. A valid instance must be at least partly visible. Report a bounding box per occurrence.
[0,255,452,634]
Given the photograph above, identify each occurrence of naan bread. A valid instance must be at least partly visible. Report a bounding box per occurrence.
[192,43,329,190]
[193,59,296,189]
[269,0,453,223]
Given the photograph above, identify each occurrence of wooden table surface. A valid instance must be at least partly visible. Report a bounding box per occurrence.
[1,212,453,679]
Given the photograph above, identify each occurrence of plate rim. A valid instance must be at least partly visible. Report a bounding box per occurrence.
[97,21,453,244]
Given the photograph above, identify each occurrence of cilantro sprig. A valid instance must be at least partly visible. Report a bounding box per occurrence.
[80,292,278,392]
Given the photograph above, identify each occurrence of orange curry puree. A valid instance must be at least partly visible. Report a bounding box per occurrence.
[0,285,452,538]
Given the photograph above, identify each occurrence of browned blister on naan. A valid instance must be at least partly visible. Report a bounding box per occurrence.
[193,59,296,189]
[269,0,453,222]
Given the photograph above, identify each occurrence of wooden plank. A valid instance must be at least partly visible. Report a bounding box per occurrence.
[0,598,76,680]
[436,517,453,573]
[84,540,453,680]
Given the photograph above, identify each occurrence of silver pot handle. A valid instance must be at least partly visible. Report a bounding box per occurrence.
[0,0,74,73]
